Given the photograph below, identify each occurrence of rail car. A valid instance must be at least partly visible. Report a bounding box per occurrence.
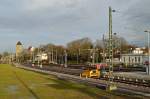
[80,69,100,78]
[80,63,108,78]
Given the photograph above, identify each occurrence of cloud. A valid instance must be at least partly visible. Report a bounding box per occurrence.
[24,0,81,11]
[104,0,149,45]
[0,0,92,34]
[123,0,150,34]
[0,0,149,52]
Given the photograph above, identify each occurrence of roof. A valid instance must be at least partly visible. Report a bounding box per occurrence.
[121,54,145,56]
[16,41,22,45]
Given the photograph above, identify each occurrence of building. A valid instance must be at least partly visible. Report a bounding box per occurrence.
[0,54,15,64]
[35,53,48,62]
[121,48,148,66]
[121,54,146,65]
[34,53,49,65]
[16,41,23,58]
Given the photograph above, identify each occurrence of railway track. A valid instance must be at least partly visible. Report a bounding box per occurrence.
[23,64,150,88]
[101,76,150,88]
[29,64,146,72]
[14,64,150,97]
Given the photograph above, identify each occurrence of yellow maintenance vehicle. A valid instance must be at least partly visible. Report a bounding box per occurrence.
[80,69,100,78]
[80,63,108,78]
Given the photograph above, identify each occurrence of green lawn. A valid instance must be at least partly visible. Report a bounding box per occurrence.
[0,64,147,99]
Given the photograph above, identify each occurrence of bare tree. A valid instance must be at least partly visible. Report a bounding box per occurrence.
[67,37,93,64]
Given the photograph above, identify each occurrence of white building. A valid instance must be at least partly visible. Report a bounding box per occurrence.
[133,48,143,54]
[121,48,148,65]
[121,54,147,65]
[35,53,48,61]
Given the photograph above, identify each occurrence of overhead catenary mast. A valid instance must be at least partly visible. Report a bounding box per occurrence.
[107,6,117,91]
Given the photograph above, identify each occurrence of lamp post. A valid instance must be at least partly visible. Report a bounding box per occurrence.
[144,30,150,75]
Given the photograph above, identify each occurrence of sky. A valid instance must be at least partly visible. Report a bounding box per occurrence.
[0,0,149,52]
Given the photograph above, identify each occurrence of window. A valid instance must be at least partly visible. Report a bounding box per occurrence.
[124,57,125,62]
[135,57,137,63]
[138,57,140,63]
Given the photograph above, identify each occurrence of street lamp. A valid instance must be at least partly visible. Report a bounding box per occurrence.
[144,30,150,75]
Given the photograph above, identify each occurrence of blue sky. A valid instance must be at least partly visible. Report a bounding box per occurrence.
[0,0,149,52]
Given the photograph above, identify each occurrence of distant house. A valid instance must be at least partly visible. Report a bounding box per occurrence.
[35,53,48,61]
[0,54,15,64]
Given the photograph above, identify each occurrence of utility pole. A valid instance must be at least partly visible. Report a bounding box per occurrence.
[148,32,150,75]
[103,34,106,63]
[37,47,39,66]
[92,49,95,65]
[144,30,150,75]
[32,50,35,66]
[77,51,79,64]
[64,50,67,67]
[56,50,57,64]
[108,6,113,82]
[40,48,43,68]
[96,49,99,63]
[107,6,117,91]
[61,54,64,64]
[81,48,99,65]
[52,49,54,63]
[49,48,52,64]
[78,49,80,64]
[119,38,122,61]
